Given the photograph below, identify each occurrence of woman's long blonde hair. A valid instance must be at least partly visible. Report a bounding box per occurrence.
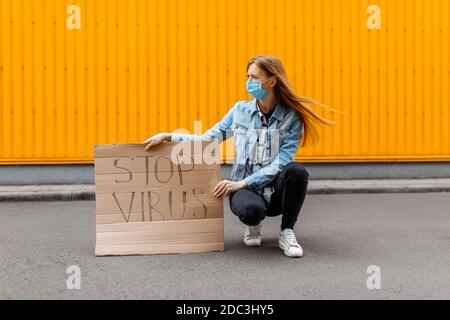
[247,55,347,147]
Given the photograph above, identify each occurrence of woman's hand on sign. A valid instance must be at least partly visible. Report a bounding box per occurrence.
[213,179,248,199]
[143,133,171,151]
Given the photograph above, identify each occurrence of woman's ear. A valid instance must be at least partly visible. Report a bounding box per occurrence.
[270,76,277,88]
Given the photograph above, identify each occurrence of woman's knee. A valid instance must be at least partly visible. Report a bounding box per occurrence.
[239,202,266,225]
[283,162,309,181]
[230,191,266,226]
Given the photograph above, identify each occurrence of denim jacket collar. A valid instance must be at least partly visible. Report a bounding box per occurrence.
[250,99,285,122]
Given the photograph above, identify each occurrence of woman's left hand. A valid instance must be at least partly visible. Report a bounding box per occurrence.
[213,180,247,199]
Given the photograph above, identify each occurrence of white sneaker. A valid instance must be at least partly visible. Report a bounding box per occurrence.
[244,222,262,247]
[279,228,303,257]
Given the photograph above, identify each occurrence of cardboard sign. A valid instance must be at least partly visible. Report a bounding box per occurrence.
[94,141,224,256]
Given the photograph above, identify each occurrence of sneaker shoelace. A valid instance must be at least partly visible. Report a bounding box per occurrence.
[283,230,300,248]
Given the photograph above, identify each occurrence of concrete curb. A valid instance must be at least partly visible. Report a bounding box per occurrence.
[1,178,450,201]
[306,178,450,194]
[0,185,96,201]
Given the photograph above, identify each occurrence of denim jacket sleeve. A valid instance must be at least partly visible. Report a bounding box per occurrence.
[170,102,238,143]
[243,116,303,191]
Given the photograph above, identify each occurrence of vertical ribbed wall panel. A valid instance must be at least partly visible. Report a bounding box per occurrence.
[0,0,449,164]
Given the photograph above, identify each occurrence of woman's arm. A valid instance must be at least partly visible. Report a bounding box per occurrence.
[170,102,238,143]
[143,102,239,151]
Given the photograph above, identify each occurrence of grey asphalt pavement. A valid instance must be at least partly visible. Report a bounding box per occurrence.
[1,192,449,299]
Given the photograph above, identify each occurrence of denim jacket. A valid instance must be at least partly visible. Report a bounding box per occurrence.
[171,99,303,191]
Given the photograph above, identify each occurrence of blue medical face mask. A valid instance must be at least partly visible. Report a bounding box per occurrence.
[246,78,272,100]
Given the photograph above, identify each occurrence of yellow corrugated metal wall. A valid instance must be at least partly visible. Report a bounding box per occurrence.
[0,0,449,164]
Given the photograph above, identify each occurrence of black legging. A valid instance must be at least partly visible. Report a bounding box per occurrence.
[229,161,309,230]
